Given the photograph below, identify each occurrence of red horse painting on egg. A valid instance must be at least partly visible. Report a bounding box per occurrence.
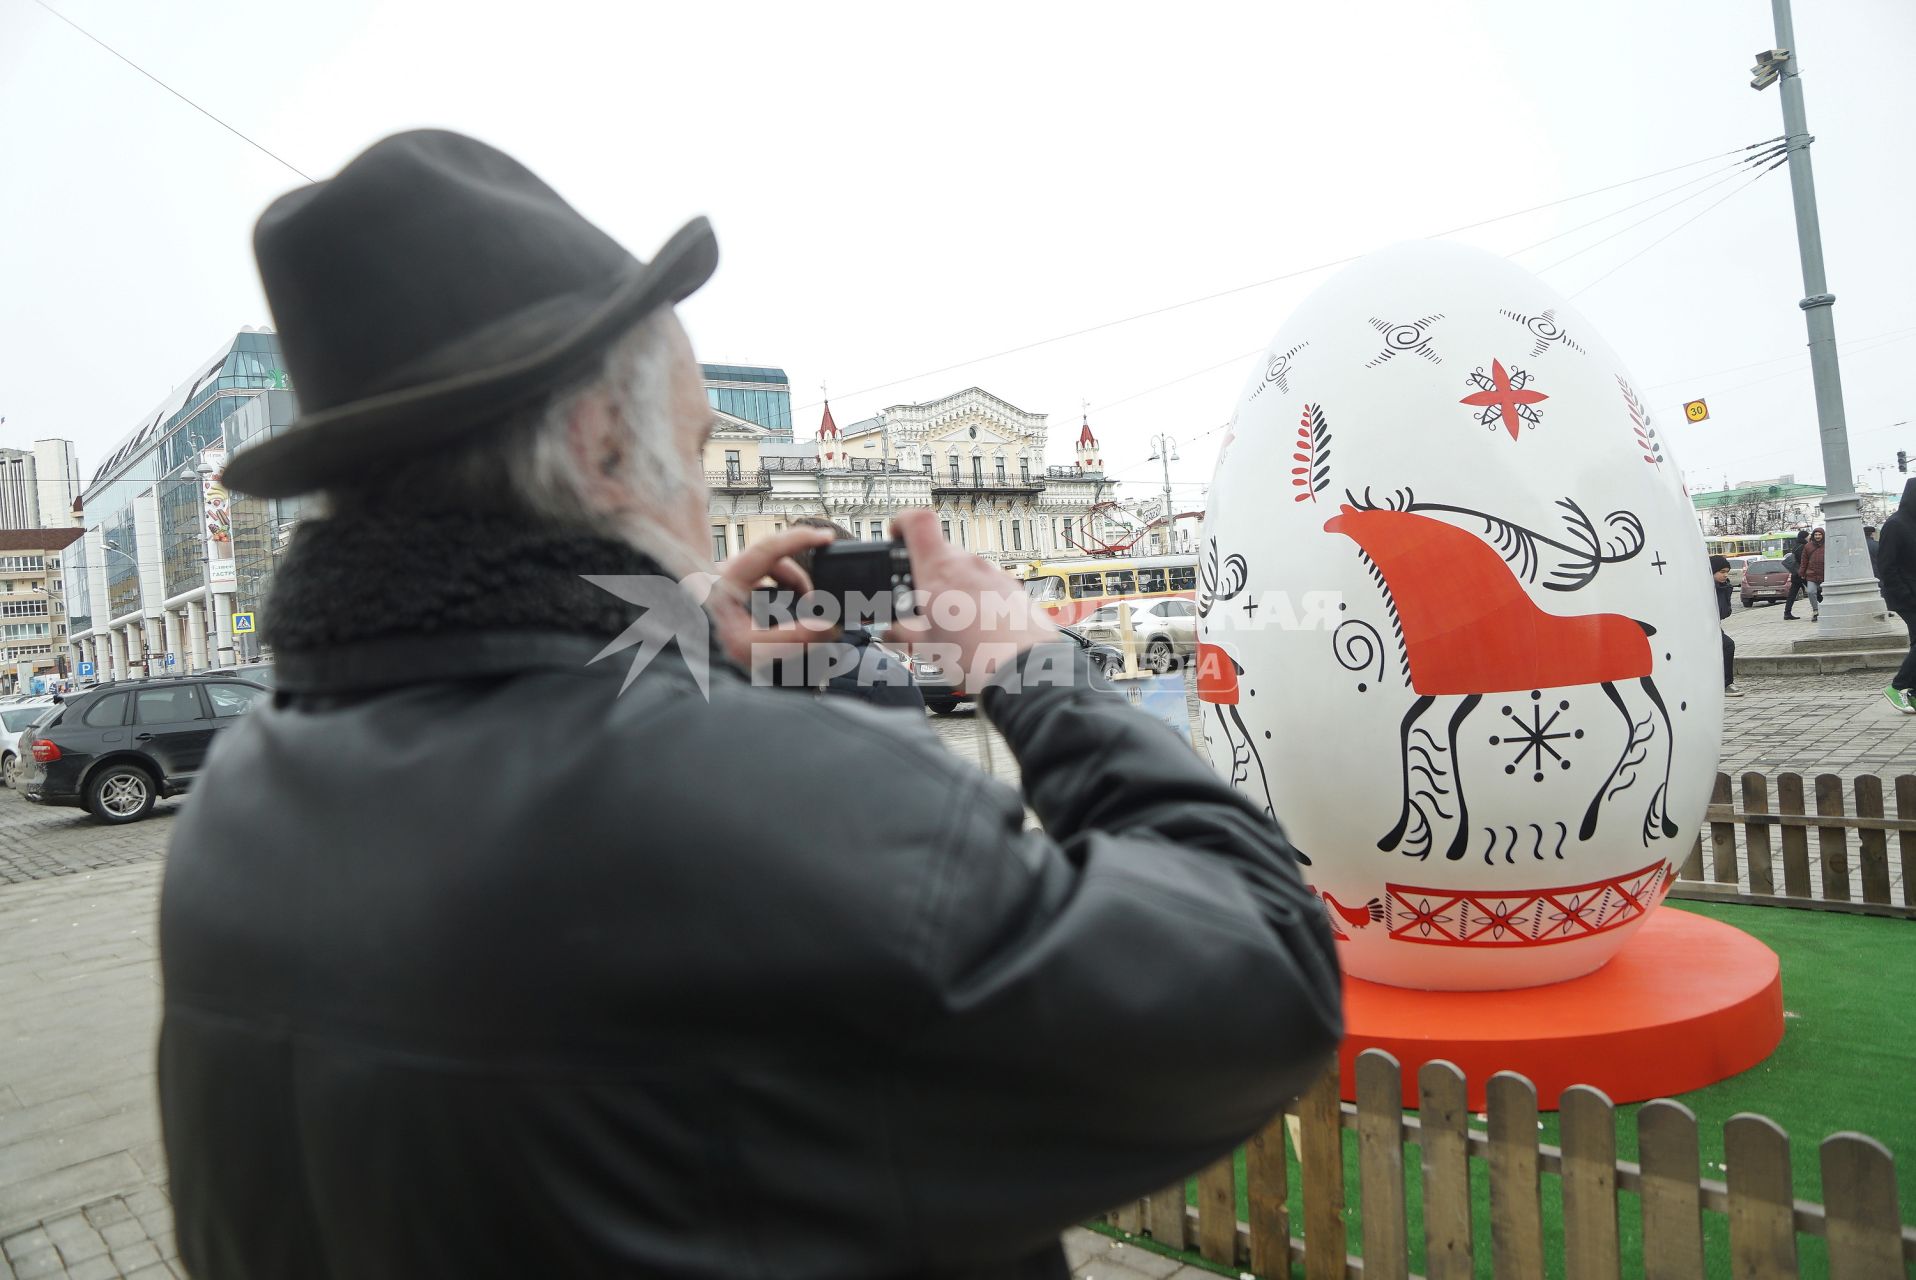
[1323,488,1678,863]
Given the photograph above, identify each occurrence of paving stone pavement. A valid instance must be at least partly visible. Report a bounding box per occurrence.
[1723,593,1913,660]
[0,797,183,888]
[0,657,1909,1278]
[928,662,1916,788]
[0,849,172,1279]
[1062,1228,1217,1279]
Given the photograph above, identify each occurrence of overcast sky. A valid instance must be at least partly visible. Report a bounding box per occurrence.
[3,0,1912,512]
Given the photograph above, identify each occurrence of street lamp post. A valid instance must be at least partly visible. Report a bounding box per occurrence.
[171,462,222,670]
[98,541,147,677]
[1752,1,1896,646]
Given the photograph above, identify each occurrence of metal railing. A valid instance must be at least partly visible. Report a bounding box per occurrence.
[930,476,1046,494]
[705,469,772,492]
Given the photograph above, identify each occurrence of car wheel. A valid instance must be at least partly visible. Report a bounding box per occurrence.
[1147,639,1176,674]
[86,763,156,824]
[1741,600,1753,609]
[0,752,13,789]
[927,699,961,716]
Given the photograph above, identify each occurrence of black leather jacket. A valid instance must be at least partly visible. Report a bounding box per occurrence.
[159,632,1341,1279]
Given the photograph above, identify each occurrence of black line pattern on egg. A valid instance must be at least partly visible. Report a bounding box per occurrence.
[1499,307,1586,358]
[1364,314,1445,368]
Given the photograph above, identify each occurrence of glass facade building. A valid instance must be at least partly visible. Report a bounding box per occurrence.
[73,329,300,675]
[701,363,791,438]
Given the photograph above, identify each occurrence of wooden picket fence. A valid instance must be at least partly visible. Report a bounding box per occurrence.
[1102,1051,1914,1278]
[1666,770,1916,918]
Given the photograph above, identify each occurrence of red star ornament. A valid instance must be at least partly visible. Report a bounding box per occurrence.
[1460,358,1549,440]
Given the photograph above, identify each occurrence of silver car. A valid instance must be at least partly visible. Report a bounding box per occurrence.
[1075,598,1199,673]
[1,698,58,788]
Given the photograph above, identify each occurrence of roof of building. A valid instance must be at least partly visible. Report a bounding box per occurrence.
[699,363,790,387]
[0,528,84,552]
[1690,481,1826,509]
[1078,416,1098,446]
[817,402,840,439]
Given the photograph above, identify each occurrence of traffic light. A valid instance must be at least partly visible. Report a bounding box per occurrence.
[1899,450,1909,474]
[1751,47,1790,90]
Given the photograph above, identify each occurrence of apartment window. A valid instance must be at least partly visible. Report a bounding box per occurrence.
[711,526,728,561]
[998,520,1007,549]
[971,457,983,486]
[995,457,1007,483]
[1063,517,1074,546]
[959,522,968,547]
[852,520,863,539]
[869,520,884,541]
[940,519,951,541]
[1020,459,1030,483]
[724,449,741,479]
[736,523,746,551]
[949,456,961,483]
[1011,520,1023,551]
[921,454,934,472]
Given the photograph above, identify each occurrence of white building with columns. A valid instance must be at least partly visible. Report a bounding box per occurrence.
[68,329,301,680]
[702,385,1121,565]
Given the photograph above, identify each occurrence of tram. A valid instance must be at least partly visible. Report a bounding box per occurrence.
[1017,553,1200,626]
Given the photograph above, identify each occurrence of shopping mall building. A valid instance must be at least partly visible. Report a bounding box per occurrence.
[68,328,305,679]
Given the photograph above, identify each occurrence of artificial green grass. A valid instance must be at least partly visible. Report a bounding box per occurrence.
[1107,901,1915,1279]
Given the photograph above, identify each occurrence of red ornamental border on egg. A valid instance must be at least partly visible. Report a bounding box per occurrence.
[1379,859,1674,949]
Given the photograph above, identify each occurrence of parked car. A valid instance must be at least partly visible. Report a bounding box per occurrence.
[1725,555,1758,588]
[913,626,1121,715]
[1072,597,1200,672]
[1740,558,1792,607]
[16,675,271,823]
[0,698,58,788]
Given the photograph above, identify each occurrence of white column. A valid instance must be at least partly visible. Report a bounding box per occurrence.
[162,610,182,675]
[212,593,235,668]
[186,600,207,672]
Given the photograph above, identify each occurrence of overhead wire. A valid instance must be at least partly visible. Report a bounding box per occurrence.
[1094,154,1800,467]
[30,11,1837,490]
[793,141,1773,417]
[29,0,313,182]
[1565,157,1788,300]
[1505,150,1779,259]
[1536,150,1784,277]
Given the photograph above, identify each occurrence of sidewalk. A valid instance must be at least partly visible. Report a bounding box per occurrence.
[0,861,176,1279]
[1725,597,1911,672]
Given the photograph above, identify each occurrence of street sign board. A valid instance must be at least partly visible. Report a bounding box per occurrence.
[1684,398,1710,423]
[77,661,94,677]
[166,653,177,669]
[232,612,257,634]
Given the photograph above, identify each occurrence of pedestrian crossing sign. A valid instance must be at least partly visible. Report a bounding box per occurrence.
[232,612,257,634]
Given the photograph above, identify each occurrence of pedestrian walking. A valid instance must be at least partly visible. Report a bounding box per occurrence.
[1782,528,1810,619]
[1712,555,1743,697]
[1877,478,1916,713]
[1799,528,1827,621]
[157,130,1342,1280]
[1865,525,1882,579]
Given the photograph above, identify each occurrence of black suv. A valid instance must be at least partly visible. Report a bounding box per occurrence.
[18,675,271,823]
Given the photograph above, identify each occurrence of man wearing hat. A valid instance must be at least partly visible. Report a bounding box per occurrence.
[158,130,1340,1279]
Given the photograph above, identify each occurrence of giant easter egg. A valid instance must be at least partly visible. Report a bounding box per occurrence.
[1198,240,1721,991]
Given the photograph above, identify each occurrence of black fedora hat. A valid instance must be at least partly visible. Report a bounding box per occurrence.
[223,129,717,498]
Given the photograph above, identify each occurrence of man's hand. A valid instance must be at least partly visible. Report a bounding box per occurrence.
[704,526,836,670]
[886,509,1060,684]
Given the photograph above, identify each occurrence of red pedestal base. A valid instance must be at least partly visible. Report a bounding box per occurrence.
[1339,909,1783,1110]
